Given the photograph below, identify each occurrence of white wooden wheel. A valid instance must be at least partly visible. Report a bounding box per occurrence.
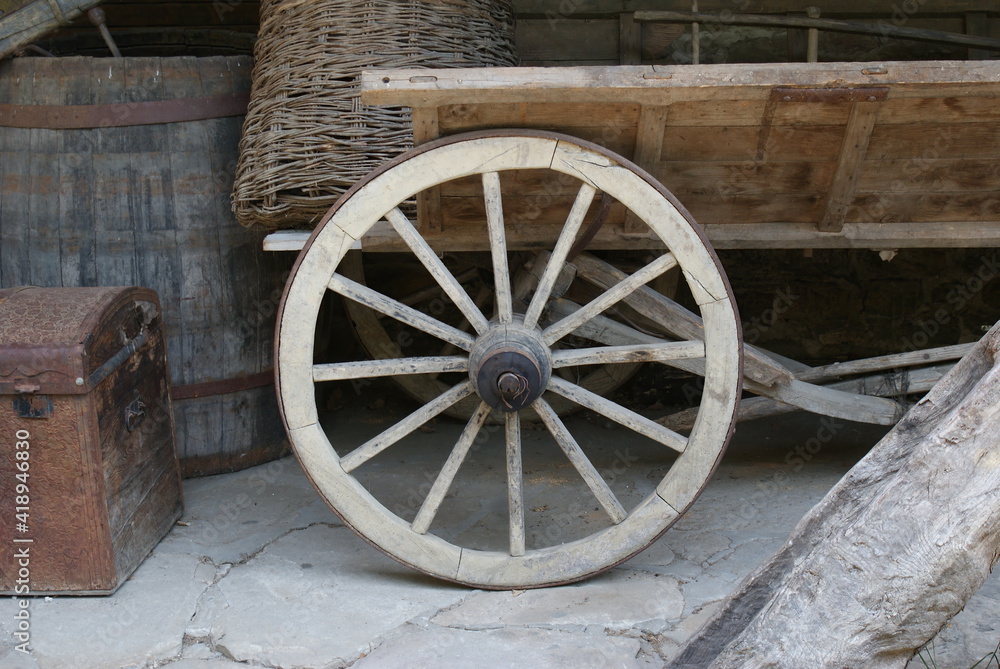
[277,130,743,588]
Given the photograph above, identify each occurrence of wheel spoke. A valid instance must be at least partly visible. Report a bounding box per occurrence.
[313,356,469,382]
[434,284,493,360]
[547,376,688,453]
[397,268,479,308]
[552,341,705,368]
[523,182,597,329]
[385,207,490,334]
[411,402,492,535]
[483,172,513,325]
[543,252,679,345]
[506,411,525,557]
[340,381,476,473]
[533,399,627,524]
[329,272,476,351]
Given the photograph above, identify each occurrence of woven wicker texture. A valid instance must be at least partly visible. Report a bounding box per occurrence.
[233,0,517,229]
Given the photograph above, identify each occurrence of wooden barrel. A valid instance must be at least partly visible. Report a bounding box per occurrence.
[0,55,290,477]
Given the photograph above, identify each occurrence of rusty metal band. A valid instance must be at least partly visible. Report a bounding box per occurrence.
[171,369,274,401]
[0,92,250,129]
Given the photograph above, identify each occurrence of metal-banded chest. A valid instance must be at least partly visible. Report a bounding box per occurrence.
[0,286,182,595]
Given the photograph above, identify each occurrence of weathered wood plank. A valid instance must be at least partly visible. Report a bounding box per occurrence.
[438,102,640,131]
[867,122,1000,161]
[796,343,976,383]
[268,220,1000,253]
[513,0,1000,14]
[361,62,1000,108]
[437,96,1000,133]
[619,11,641,65]
[667,322,1000,668]
[658,160,836,196]
[412,106,443,233]
[966,11,992,60]
[662,363,953,430]
[819,101,880,233]
[635,10,1000,52]
[664,125,846,162]
[848,192,1000,223]
[858,158,1000,194]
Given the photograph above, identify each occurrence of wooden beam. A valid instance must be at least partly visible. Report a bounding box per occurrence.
[635,10,1000,52]
[619,11,641,65]
[361,62,1000,108]
[264,221,1000,253]
[700,221,1000,249]
[819,101,881,233]
[966,11,992,60]
[411,106,443,232]
[625,104,670,232]
[667,322,1000,668]
[513,1,1000,15]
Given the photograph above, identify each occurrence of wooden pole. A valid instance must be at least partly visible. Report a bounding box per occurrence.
[691,0,700,65]
[805,7,820,63]
[635,10,1000,52]
[667,320,1000,669]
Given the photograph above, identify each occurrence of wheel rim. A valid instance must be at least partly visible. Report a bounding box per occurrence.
[277,130,743,588]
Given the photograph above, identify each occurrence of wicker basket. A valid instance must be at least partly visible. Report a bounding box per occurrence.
[233,0,517,230]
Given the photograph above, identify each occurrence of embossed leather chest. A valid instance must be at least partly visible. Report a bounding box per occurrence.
[0,287,182,594]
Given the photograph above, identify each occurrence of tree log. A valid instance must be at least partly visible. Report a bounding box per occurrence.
[668,321,1000,669]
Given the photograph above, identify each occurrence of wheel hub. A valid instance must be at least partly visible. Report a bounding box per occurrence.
[469,323,551,412]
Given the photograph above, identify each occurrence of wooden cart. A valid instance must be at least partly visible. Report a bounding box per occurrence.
[266,60,1000,589]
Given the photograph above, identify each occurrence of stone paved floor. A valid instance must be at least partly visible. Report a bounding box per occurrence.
[0,413,996,669]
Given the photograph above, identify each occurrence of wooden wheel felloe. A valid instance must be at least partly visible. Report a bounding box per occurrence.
[276,130,743,588]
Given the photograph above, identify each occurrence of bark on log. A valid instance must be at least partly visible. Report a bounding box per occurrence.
[668,321,1000,669]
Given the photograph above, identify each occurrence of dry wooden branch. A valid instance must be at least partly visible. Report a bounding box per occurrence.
[667,320,1000,669]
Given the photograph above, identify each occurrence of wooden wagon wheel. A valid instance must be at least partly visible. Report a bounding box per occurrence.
[277,130,742,588]
[338,250,642,420]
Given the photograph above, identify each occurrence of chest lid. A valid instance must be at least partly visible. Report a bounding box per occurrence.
[0,286,161,395]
